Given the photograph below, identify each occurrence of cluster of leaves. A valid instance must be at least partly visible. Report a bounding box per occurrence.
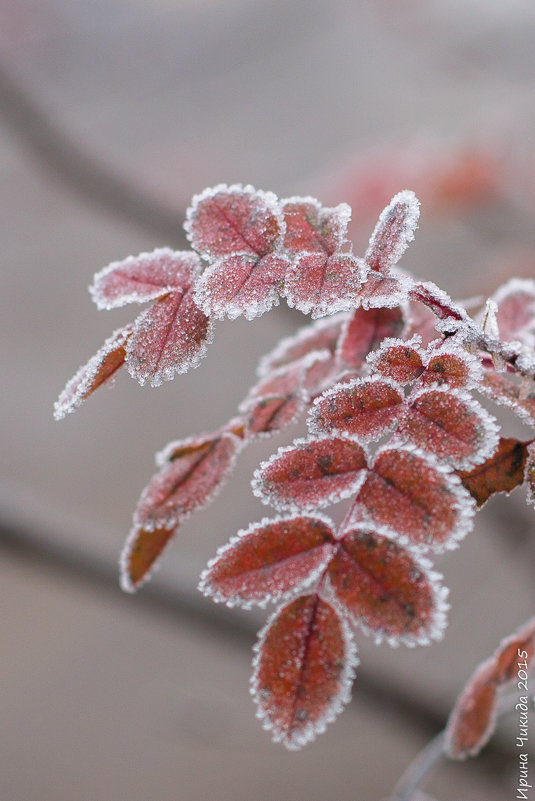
[55,184,535,750]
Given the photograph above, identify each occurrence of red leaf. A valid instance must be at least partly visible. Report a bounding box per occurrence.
[421,347,476,389]
[283,252,365,318]
[185,185,287,319]
[134,431,241,530]
[365,190,420,274]
[406,298,440,347]
[337,306,405,368]
[459,437,528,507]
[491,616,535,685]
[240,361,307,437]
[90,249,201,310]
[54,325,132,420]
[126,286,213,386]
[199,515,335,608]
[368,339,424,383]
[120,523,177,592]
[253,436,368,512]
[409,281,469,325]
[491,278,535,344]
[444,659,498,760]
[357,446,475,551]
[308,377,404,442]
[399,387,499,469]
[481,369,535,427]
[258,314,347,377]
[251,595,357,749]
[355,272,411,310]
[281,197,351,255]
[327,525,448,646]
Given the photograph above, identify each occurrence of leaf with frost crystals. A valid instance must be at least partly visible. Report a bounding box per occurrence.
[284,252,366,318]
[257,313,348,377]
[251,594,358,750]
[308,377,404,442]
[120,523,177,592]
[134,431,242,531]
[327,523,449,647]
[367,337,424,384]
[90,249,202,310]
[252,436,368,512]
[365,190,420,274]
[485,277,535,347]
[421,342,482,389]
[239,359,309,438]
[199,515,335,608]
[281,197,351,255]
[397,386,500,470]
[459,437,528,507]
[185,184,288,319]
[54,324,132,420]
[336,305,405,368]
[479,369,535,427]
[355,446,475,552]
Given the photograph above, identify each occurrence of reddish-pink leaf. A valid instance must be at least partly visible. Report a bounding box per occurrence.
[284,252,365,318]
[185,184,283,260]
[258,314,347,377]
[526,441,535,508]
[240,361,307,437]
[134,431,241,530]
[126,287,213,386]
[308,377,404,442]
[491,278,535,345]
[481,369,535,427]
[281,197,351,255]
[406,298,440,347]
[368,339,424,383]
[253,436,368,512]
[421,348,476,389]
[365,190,420,274]
[120,523,177,592]
[491,616,535,685]
[337,306,405,368]
[251,595,357,749]
[90,249,202,310]
[327,525,448,646]
[199,515,335,608]
[54,325,132,420]
[355,271,410,310]
[357,446,475,551]
[459,437,528,507]
[409,281,469,325]
[444,659,498,760]
[301,351,340,399]
[399,387,499,469]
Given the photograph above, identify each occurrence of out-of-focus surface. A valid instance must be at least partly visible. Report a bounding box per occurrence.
[1,1,535,799]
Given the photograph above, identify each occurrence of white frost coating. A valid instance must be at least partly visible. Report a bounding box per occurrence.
[283,253,367,319]
[479,372,535,427]
[251,435,369,513]
[481,299,500,340]
[365,190,420,270]
[198,513,336,610]
[359,272,413,312]
[422,339,484,389]
[89,248,201,310]
[323,522,450,649]
[184,183,286,259]
[54,324,132,420]
[256,312,349,378]
[367,443,477,554]
[403,383,500,470]
[414,281,472,327]
[307,374,404,442]
[280,196,352,252]
[119,522,177,594]
[483,277,535,346]
[250,596,359,750]
[366,334,424,379]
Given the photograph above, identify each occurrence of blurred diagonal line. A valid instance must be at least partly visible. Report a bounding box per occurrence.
[0,62,187,246]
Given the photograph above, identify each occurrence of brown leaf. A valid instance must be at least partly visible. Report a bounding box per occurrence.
[459,437,528,507]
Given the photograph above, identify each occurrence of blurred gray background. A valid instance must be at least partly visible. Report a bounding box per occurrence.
[1,1,535,799]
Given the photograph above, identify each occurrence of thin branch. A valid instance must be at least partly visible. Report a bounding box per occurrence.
[0,62,187,246]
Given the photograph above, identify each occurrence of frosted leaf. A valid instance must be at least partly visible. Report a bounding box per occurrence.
[185,183,284,260]
[283,252,366,319]
[421,342,482,389]
[54,324,132,420]
[487,277,535,346]
[481,299,500,340]
[308,377,404,442]
[199,515,335,608]
[365,190,420,274]
[444,658,498,760]
[120,523,177,593]
[90,249,202,310]
[410,281,470,327]
[355,271,411,311]
[491,616,535,686]
[525,441,535,508]
[367,336,424,384]
[239,360,308,438]
[398,386,500,470]
[357,446,475,552]
[301,351,340,399]
[252,436,368,512]
[480,369,535,426]
[459,437,528,507]
[134,431,241,530]
[406,297,441,347]
[126,287,213,387]
[336,306,405,369]
[327,523,449,647]
[281,197,351,255]
[251,595,358,750]
[257,313,348,377]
